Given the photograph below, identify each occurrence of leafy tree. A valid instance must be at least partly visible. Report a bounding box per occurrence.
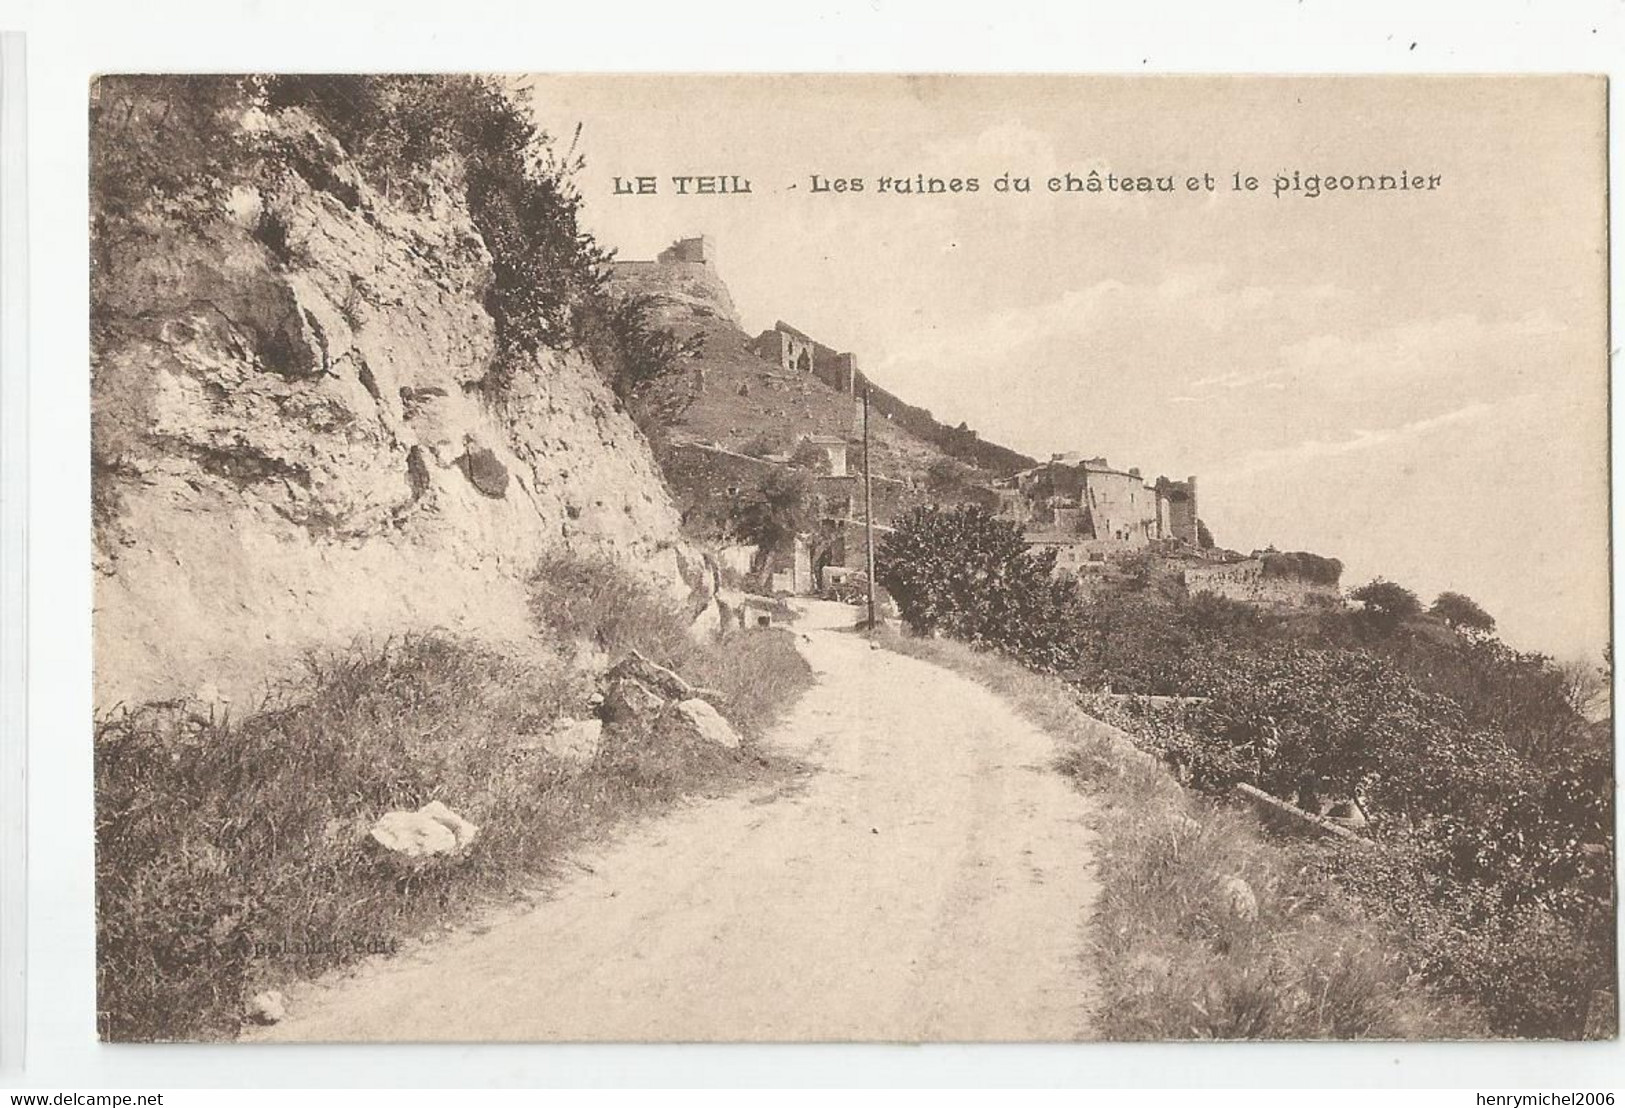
[1430,591,1496,635]
[925,456,973,493]
[730,467,812,554]
[877,506,1082,672]
[1261,550,1343,587]
[1349,578,1422,629]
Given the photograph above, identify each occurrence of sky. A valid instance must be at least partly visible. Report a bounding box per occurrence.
[523,75,1610,661]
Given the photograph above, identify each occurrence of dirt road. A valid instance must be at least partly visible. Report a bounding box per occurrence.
[253,603,1099,1041]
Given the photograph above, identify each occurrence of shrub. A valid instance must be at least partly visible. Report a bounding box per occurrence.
[728,467,814,556]
[739,430,790,459]
[1348,578,1422,629]
[882,632,1476,1040]
[1259,550,1343,587]
[1331,842,1616,1038]
[1430,590,1496,634]
[526,548,814,741]
[788,438,835,474]
[877,505,1082,672]
[97,636,583,1041]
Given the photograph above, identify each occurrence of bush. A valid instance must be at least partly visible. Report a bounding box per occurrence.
[922,543,1612,1038]
[728,467,814,556]
[789,438,835,474]
[1259,550,1343,587]
[739,430,790,459]
[97,636,583,1041]
[1348,578,1422,628]
[1332,842,1616,1038]
[527,548,814,742]
[876,505,1082,672]
[1430,590,1496,634]
[882,632,1477,1039]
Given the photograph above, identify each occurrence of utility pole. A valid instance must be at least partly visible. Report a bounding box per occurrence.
[863,386,877,632]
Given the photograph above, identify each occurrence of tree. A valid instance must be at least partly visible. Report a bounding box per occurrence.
[876,505,1082,672]
[1349,578,1422,629]
[1430,591,1496,635]
[730,466,812,554]
[925,456,973,494]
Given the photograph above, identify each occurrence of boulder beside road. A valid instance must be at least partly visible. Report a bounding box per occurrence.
[664,697,742,751]
[368,801,480,858]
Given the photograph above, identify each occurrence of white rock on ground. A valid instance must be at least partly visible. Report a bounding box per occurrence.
[368,801,480,858]
[665,698,742,750]
[543,717,603,765]
[246,615,1100,1042]
[1219,874,1258,922]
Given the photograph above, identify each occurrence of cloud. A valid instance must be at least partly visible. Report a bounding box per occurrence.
[875,266,1348,388]
[1210,400,1502,480]
[1198,309,1572,395]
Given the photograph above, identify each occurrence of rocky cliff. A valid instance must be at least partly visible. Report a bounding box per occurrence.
[93,100,704,711]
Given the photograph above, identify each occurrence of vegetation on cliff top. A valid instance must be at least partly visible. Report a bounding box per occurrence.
[91,74,692,405]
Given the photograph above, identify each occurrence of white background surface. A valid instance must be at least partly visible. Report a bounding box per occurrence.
[3,0,1622,1089]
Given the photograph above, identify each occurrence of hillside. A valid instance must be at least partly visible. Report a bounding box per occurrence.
[610,242,1034,492]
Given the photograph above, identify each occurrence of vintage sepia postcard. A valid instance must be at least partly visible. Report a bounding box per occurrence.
[89,74,1612,1043]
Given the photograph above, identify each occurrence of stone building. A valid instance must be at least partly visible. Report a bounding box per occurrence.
[1001,453,1201,566]
[801,434,849,477]
[657,236,715,265]
[749,321,860,395]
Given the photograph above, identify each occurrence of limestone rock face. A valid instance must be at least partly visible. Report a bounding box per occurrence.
[664,697,742,750]
[93,105,699,709]
[367,800,479,858]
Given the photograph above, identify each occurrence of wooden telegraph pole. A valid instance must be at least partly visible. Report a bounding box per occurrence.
[863,386,877,632]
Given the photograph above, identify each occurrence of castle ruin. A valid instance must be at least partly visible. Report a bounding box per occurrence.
[749,320,860,396]
[997,454,1200,566]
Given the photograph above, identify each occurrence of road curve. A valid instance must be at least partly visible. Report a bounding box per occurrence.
[252,603,1099,1042]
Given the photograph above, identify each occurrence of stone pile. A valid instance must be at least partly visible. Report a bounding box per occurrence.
[596,650,741,751]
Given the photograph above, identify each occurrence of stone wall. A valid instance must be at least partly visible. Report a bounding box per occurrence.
[660,441,783,535]
[1184,559,1342,608]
